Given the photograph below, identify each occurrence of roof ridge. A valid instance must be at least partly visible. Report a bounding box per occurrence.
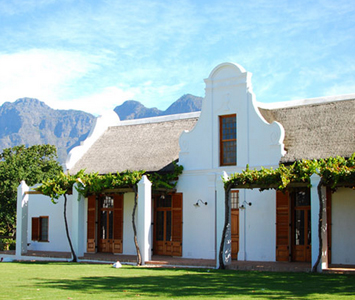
[118,111,201,126]
[257,93,355,110]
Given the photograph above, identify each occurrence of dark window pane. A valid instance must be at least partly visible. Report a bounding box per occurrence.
[166,211,172,241]
[295,191,310,206]
[101,211,107,239]
[40,218,48,241]
[157,195,172,208]
[295,210,305,246]
[223,141,236,164]
[156,211,164,241]
[220,115,237,166]
[108,211,113,239]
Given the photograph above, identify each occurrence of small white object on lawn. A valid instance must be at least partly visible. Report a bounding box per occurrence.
[113,261,122,268]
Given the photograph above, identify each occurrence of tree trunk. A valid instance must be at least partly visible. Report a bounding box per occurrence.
[64,194,77,262]
[219,183,231,269]
[132,186,142,266]
[312,179,324,272]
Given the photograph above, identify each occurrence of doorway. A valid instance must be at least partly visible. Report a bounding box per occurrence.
[87,194,123,254]
[153,193,182,256]
[291,189,311,262]
[231,190,239,260]
[276,189,311,262]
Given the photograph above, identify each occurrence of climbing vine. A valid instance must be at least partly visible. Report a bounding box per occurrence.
[35,162,184,200]
[224,154,355,190]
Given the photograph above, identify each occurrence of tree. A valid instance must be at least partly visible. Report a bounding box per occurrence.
[0,145,62,237]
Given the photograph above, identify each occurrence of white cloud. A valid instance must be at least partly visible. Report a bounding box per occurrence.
[0,48,103,104]
[55,86,135,116]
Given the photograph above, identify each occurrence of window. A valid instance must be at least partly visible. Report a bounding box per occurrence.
[32,216,49,242]
[231,190,239,209]
[220,114,237,166]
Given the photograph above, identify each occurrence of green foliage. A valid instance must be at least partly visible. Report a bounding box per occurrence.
[0,145,62,236]
[36,162,184,200]
[0,237,16,250]
[225,154,355,191]
[318,153,355,189]
[148,162,184,190]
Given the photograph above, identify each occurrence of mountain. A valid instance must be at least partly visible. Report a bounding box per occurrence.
[114,100,161,120]
[114,94,203,120]
[0,94,203,165]
[0,98,95,165]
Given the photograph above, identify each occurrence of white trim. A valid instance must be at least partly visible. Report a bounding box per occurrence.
[119,111,201,126]
[257,93,355,110]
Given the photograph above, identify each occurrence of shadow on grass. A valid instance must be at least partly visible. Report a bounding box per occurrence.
[34,266,355,299]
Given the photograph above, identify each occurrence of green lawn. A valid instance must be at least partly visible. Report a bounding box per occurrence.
[1,262,355,299]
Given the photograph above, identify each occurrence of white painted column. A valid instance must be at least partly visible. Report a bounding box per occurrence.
[16,181,30,258]
[137,175,152,264]
[216,171,231,268]
[310,173,321,272]
[320,185,328,271]
[71,183,86,258]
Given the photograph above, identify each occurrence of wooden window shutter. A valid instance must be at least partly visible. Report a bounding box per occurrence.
[87,195,96,252]
[171,193,183,256]
[276,190,290,261]
[113,194,123,240]
[113,194,124,254]
[31,217,40,241]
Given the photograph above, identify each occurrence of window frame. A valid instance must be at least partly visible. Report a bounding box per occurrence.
[32,216,49,242]
[219,114,237,166]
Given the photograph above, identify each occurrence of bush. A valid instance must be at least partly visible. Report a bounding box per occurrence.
[0,238,16,251]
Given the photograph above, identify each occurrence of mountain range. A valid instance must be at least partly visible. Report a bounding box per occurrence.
[0,94,202,165]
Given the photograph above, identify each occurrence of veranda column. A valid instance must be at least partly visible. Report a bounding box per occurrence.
[71,183,86,258]
[216,171,231,268]
[310,173,322,272]
[137,175,152,264]
[16,181,30,258]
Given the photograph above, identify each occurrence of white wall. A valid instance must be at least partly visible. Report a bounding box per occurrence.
[27,194,71,252]
[331,188,355,265]
[177,171,217,259]
[123,192,137,255]
[242,189,276,261]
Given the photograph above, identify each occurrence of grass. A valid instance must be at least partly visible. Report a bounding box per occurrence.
[1,262,355,299]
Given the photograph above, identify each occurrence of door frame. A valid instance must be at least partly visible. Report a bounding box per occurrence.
[276,188,312,262]
[153,193,183,256]
[291,189,311,262]
[87,194,123,254]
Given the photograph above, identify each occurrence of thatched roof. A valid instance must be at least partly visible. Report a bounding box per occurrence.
[258,96,355,163]
[69,114,198,174]
[69,95,355,174]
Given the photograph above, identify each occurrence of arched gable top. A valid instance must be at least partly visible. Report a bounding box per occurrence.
[207,62,247,81]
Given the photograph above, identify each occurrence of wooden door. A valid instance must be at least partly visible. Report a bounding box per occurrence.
[98,195,123,253]
[171,193,183,256]
[154,193,182,256]
[87,195,96,253]
[292,189,311,262]
[276,191,290,261]
[231,190,239,260]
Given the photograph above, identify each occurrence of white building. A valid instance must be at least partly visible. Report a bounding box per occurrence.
[15,63,355,271]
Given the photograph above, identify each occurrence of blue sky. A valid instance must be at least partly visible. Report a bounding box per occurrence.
[1,0,354,115]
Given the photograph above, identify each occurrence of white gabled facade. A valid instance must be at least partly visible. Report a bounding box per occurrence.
[177,62,285,263]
